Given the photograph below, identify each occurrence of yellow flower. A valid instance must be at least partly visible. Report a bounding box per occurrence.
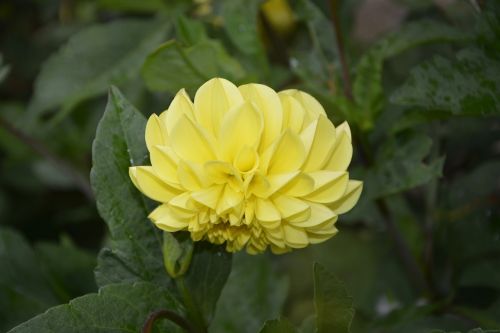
[129,78,362,254]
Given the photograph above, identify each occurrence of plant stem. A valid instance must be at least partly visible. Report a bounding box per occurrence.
[141,309,198,333]
[326,0,428,294]
[176,277,208,333]
[0,116,93,200]
[328,0,353,100]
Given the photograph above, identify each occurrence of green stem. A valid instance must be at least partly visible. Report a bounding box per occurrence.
[176,277,208,333]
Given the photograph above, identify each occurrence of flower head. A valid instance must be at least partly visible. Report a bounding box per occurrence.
[129,78,362,254]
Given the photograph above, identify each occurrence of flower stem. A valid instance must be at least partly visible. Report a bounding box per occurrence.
[176,277,208,333]
[141,309,198,333]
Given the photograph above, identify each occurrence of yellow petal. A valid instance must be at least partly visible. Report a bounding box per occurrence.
[177,160,206,191]
[303,171,349,203]
[170,114,217,163]
[216,185,244,215]
[234,145,259,174]
[279,93,305,133]
[219,101,263,161]
[145,114,169,151]
[150,145,180,187]
[193,78,244,135]
[283,223,309,248]
[280,173,314,197]
[239,83,283,151]
[328,180,363,214]
[325,128,353,172]
[255,198,281,228]
[266,130,306,174]
[273,195,310,220]
[129,166,180,202]
[291,202,336,228]
[263,171,300,198]
[301,115,337,172]
[308,226,338,244]
[163,88,195,134]
[149,204,189,232]
[191,185,224,209]
[280,89,326,123]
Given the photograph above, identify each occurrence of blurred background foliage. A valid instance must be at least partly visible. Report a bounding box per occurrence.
[0,0,499,332]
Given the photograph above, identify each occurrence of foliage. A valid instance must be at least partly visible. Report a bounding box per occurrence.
[1,0,500,332]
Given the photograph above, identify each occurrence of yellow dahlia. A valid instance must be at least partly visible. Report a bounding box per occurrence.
[129,78,362,254]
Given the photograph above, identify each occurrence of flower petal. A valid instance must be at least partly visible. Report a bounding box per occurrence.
[303,171,349,203]
[266,130,306,174]
[194,78,244,135]
[325,126,353,172]
[149,204,189,232]
[145,114,169,150]
[129,166,180,202]
[328,180,363,214]
[290,202,336,228]
[162,88,195,134]
[273,195,310,220]
[279,93,305,133]
[301,115,337,172]
[219,101,263,162]
[170,114,217,163]
[280,89,326,123]
[239,83,283,151]
[150,145,180,187]
[255,198,281,228]
[283,223,309,248]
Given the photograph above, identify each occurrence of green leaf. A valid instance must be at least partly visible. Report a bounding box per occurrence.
[180,242,232,327]
[365,133,444,198]
[260,318,298,333]
[91,87,167,287]
[391,48,500,116]
[35,239,97,303]
[175,16,208,46]
[141,39,245,95]
[221,0,265,57]
[353,20,465,129]
[0,227,58,332]
[8,282,184,333]
[29,19,170,122]
[210,253,289,333]
[314,263,354,333]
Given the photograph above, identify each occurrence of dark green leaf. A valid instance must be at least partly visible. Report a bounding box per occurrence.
[29,19,170,122]
[141,39,245,95]
[260,318,298,333]
[0,227,58,332]
[35,238,96,302]
[210,253,288,333]
[91,87,167,287]
[175,16,207,46]
[0,54,10,84]
[97,0,168,12]
[314,263,354,333]
[8,282,184,333]
[353,20,465,129]
[365,133,444,198]
[162,231,194,278]
[391,48,500,116]
[181,242,232,327]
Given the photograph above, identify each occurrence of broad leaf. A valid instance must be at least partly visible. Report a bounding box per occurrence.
[29,19,170,122]
[181,242,232,327]
[353,20,465,129]
[8,282,184,333]
[391,48,500,116]
[0,227,58,332]
[314,263,354,333]
[210,253,289,333]
[365,133,444,198]
[141,39,245,95]
[260,318,298,333]
[91,87,167,287]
